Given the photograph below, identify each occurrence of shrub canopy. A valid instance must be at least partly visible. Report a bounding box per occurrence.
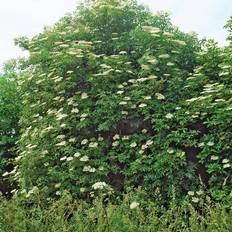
[10,0,231,204]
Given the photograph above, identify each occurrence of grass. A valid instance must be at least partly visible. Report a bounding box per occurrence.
[0,192,231,232]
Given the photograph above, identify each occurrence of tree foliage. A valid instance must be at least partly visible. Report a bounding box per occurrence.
[3,0,231,206]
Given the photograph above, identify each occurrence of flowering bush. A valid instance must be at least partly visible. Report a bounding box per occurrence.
[0,60,21,195]
[9,0,231,205]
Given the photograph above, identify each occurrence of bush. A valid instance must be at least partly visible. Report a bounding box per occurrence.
[10,0,231,205]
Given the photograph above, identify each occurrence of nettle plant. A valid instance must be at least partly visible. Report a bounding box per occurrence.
[9,0,231,203]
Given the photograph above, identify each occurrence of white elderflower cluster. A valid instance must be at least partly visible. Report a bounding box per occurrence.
[130,201,139,209]
[80,156,89,162]
[92,182,107,190]
[83,166,96,173]
[155,93,165,100]
[165,113,173,119]
[130,142,137,148]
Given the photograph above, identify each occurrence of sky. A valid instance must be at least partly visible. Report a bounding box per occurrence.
[0,0,232,69]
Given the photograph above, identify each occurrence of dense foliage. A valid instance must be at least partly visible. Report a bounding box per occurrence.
[3,0,229,207]
[0,192,231,232]
[0,59,21,195]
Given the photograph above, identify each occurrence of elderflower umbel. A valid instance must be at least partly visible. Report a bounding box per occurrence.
[211,155,219,160]
[165,113,173,119]
[139,103,147,108]
[155,93,165,100]
[81,92,88,99]
[81,139,88,145]
[89,142,98,148]
[74,152,81,158]
[80,156,89,162]
[92,182,107,190]
[130,201,139,209]
[60,156,67,161]
[56,141,66,146]
[223,164,231,169]
[71,108,79,113]
[130,142,137,148]
[67,157,74,161]
[207,141,215,146]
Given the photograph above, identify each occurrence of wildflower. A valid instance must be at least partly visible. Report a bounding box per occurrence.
[158,54,170,59]
[187,191,194,196]
[122,111,128,115]
[80,113,88,118]
[130,142,137,148]
[112,141,119,147]
[146,140,153,146]
[192,197,199,203]
[122,136,129,140]
[2,172,9,177]
[172,39,187,46]
[167,62,175,66]
[80,156,89,162]
[144,96,152,100]
[142,129,147,134]
[80,187,85,193]
[119,101,127,105]
[124,96,131,101]
[222,159,229,163]
[74,152,81,158]
[155,93,165,100]
[148,75,157,80]
[55,183,61,188]
[211,155,219,160]
[196,190,204,195]
[223,164,230,168]
[166,113,173,119]
[56,141,66,146]
[98,136,104,141]
[56,113,68,121]
[89,142,98,148]
[71,108,79,113]
[167,148,174,154]
[67,70,74,74]
[92,182,107,190]
[113,134,120,140]
[69,138,76,142]
[60,156,67,161]
[131,105,137,109]
[55,191,61,196]
[83,166,96,172]
[130,201,139,209]
[207,142,215,146]
[81,92,88,99]
[57,135,65,139]
[139,103,147,108]
[117,90,124,94]
[81,139,88,145]
[117,84,124,89]
[67,157,74,161]
[15,156,23,162]
[198,142,205,147]
[119,51,127,55]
